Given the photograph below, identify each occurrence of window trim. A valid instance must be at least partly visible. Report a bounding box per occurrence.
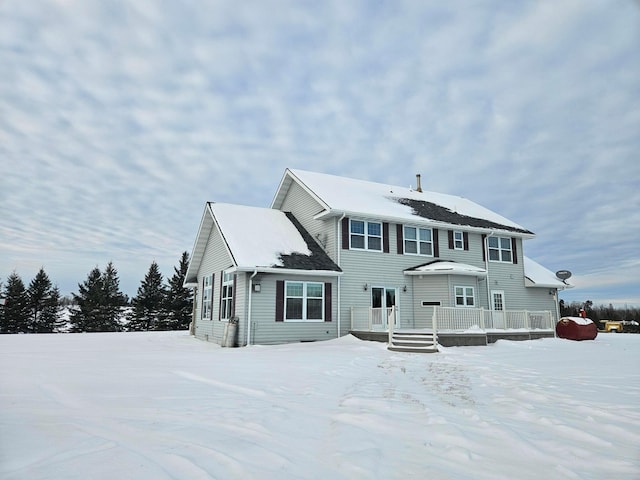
[220,270,234,321]
[284,281,325,322]
[202,274,213,320]
[403,225,434,256]
[349,219,383,251]
[453,231,464,250]
[487,236,513,263]
[454,286,475,307]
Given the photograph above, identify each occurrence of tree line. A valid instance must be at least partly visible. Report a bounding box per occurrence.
[560,299,640,332]
[0,252,193,334]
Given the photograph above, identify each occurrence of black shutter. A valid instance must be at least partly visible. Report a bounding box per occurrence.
[463,232,469,251]
[512,238,518,264]
[383,223,389,253]
[433,228,439,257]
[275,280,284,321]
[448,230,454,249]
[324,283,332,322]
[341,217,350,250]
[397,224,404,254]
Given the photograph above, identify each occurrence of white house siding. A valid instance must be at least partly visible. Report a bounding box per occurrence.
[244,273,338,345]
[411,276,450,329]
[194,217,237,345]
[278,181,334,257]
[483,237,526,311]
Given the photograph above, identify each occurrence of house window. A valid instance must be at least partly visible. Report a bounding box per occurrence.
[453,231,464,250]
[350,220,382,251]
[285,281,324,321]
[202,274,213,320]
[220,271,234,320]
[455,286,475,307]
[404,226,433,255]
[488,236,512,262]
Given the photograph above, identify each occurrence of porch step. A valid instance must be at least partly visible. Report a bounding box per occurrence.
[388,331,438,353]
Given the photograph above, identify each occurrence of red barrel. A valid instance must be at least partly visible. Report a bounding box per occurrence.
[556,317,598,341]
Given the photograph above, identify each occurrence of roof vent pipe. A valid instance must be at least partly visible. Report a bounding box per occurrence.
[416,174,423,193]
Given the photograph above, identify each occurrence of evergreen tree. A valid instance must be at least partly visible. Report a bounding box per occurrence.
[101,261,127,331]
[70,267,104,332]
[129,261,166,331]
[0,280,4,332]
[160,251,193,330]
[1,272,30,333]
[27,267,61,333]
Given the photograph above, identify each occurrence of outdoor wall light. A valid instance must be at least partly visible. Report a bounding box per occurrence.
[403,285,407,292]
[253,283,261,293]
[363,283,368,291]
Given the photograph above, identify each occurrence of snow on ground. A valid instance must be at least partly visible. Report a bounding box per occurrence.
[1,332,638,480]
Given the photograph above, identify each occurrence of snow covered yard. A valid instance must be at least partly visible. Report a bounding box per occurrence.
[1,332,638,480]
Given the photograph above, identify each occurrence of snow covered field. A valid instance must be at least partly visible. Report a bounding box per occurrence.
[1,332,638,480]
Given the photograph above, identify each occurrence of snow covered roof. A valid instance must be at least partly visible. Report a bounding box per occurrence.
[272,169,534,236]
[185,203,341,285]
[524,256,573,290]
[404,260,487,277]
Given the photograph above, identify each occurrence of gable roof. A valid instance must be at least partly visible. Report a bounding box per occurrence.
[185,203,341,285]
[272,169,534,236]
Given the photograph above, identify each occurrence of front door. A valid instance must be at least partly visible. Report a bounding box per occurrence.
[371,287,397,330]
[491,290,506,329]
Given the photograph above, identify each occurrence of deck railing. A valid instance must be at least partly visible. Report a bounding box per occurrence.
[350,306,398,332]
[434,307,554,332]
[350,306,554,332]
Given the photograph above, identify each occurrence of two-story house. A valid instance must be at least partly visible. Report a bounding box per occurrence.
[184,168,571,348]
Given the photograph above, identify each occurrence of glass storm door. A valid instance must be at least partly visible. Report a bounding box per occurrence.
[491,290,506,329]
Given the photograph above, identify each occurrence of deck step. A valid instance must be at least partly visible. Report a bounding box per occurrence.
[388,331,438,353]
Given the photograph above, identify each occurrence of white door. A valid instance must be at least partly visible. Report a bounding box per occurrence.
[491,290,506,329]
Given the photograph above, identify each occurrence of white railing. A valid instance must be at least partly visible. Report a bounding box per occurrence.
[351,306,554,333]
[434,307,554,332]
[350,306,398,332]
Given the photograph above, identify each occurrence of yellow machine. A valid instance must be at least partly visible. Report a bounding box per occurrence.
[601,320,623,333]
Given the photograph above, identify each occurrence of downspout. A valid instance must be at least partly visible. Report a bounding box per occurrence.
[485,230,496,311]
[247,270,258,346]
[336,213,346,338]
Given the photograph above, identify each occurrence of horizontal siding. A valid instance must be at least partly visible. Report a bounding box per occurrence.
[193,217,236,345]
[279,181,335,260]
[248,273,338,345]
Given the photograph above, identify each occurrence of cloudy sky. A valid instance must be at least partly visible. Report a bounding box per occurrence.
[1,0,639,306]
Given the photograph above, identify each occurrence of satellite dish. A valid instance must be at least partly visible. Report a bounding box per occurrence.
[555,270,572,281]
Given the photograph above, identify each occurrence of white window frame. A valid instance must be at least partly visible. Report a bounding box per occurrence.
[284,281,324,322]
[350,219,382,251]
[453,231,464,250]
[403,225,433,256]
[202,274,213,320]
[487,236,513,263]
[455,286,475,307]
[220,271,234,321]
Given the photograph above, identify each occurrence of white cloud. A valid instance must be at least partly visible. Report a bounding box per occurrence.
[1,0,638,302]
